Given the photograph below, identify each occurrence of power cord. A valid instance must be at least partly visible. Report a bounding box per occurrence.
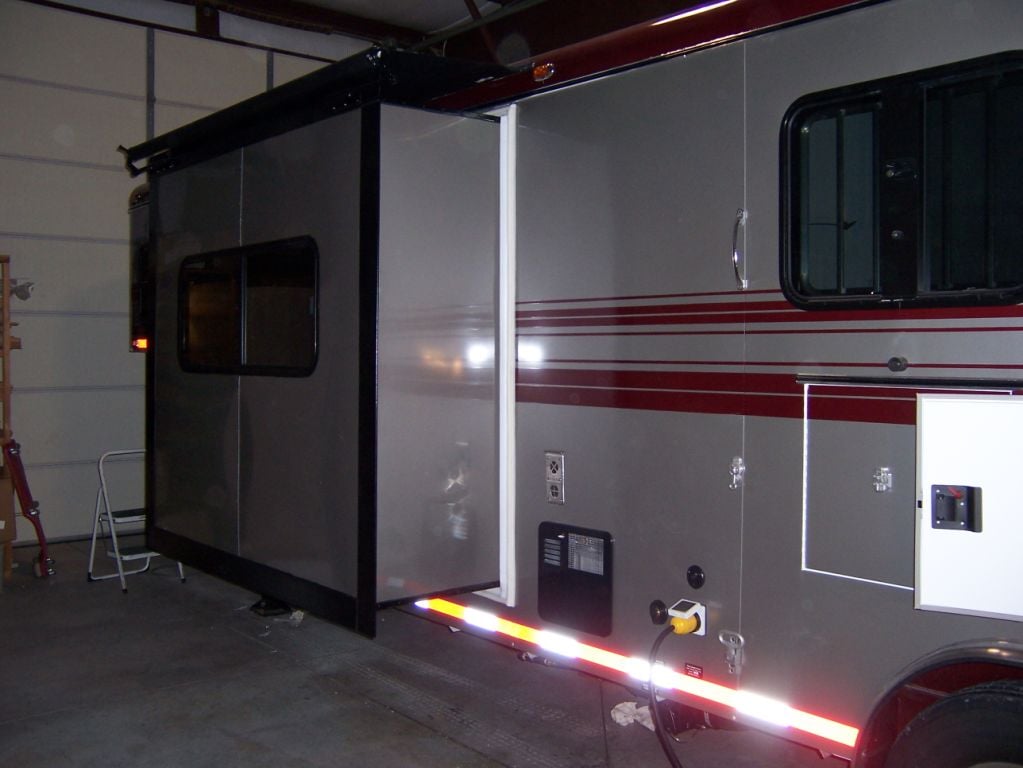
[649,624,686,768]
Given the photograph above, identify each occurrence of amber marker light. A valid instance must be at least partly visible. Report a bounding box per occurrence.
[532,62,556,83]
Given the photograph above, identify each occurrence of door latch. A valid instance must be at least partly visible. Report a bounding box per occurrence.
[872,467,893,493]
[728,456,746,490]
[718,629,745,675]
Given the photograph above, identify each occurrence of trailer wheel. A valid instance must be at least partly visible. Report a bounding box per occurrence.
[884,680,1023,768]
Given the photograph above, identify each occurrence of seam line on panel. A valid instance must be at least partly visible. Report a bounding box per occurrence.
[0,72,144,102]
[154,97,217,112]
[0,152,124,173]
[11,310,129,319]
[21,459,115,470]
[0,231,128,246]
[14,385,144,395]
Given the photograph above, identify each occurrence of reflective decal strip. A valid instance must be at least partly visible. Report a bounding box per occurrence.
[415,598,859,749]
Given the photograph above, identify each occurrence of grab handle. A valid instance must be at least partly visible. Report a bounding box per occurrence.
[731,208,748,290]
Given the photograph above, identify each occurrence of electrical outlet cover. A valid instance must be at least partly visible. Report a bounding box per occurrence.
[545,451,565,483]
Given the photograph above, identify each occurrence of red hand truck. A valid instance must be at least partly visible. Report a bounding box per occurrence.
[2,438,54,578]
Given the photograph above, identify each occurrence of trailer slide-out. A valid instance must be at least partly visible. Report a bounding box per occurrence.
[124,1,1023,765]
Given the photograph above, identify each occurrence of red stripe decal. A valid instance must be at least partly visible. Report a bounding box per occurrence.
[517,368,800,395]
[513,369,991,424]
[518,299,789,319]
[518,304,1023,328]
[517,384,917,424]
[516,289,777,306]
[522,325,1023,338]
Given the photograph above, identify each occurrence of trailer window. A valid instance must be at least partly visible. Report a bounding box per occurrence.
[179,236,317,375]
[798,105,878,296]
[783,53,1023,308]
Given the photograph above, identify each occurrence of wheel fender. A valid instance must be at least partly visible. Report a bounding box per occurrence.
[854,639,1023,768]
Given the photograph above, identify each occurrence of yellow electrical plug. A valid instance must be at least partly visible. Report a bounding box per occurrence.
[670,614,701,635]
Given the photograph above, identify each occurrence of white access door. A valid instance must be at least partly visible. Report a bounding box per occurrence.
[917,394,1023,622]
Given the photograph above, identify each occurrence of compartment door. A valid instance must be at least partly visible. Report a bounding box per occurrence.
[917,394,1023,622]
[513,41,748,674]
[375,105,502,604]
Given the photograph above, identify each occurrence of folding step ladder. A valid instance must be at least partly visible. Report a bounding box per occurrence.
[87,449,183,592]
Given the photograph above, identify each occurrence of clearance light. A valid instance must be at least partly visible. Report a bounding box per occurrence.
[651,662,678,690]
[532,62,556,83]
[131,337,149,351]
[415,598,859,749]
[537,630,580,659]
[626,657,652,681]
[735,690,793,728]
[463,607,500,632]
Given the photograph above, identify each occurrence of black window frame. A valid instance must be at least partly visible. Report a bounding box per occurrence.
[178,236,319,377]
[781,51,1023,310]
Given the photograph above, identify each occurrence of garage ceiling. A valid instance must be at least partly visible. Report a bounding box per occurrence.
[169,0,714,65]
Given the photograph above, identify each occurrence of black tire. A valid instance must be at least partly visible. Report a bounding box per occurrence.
[884,680,1023,768]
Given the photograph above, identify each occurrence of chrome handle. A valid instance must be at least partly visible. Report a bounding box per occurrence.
[731,207,748,290]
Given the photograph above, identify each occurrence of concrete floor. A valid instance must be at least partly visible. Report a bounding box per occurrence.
[1,539,847,768]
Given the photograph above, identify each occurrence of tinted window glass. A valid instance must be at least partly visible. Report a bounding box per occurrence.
[181,256,240,368]
[245,251,316,369]
[799,107,877,295]
[924,72,1023,292]
[179,237,317,375]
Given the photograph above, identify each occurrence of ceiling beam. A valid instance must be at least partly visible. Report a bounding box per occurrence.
[169,0,428,47]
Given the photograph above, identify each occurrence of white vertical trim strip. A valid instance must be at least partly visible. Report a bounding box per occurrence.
[801,382,810,571]
[480,105,517,607]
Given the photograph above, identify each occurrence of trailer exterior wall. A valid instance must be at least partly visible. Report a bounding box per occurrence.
[742,0,1023,736]
[149,110,366,622]
[434,0,1023,761]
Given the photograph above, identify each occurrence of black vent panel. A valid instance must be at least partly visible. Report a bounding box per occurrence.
[537,522,613,637]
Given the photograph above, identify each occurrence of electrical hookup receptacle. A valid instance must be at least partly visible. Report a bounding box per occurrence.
[668,598,707,636]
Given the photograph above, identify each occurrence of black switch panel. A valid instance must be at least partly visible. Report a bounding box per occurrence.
[931,485,982,532]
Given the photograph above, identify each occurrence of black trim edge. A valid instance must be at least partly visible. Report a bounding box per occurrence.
[147,525,365,633]
[356,104,381,638]
[123,47,508,178]
[376,580,502,610]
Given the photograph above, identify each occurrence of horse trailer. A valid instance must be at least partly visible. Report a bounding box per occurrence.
[123,1,1023,764]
